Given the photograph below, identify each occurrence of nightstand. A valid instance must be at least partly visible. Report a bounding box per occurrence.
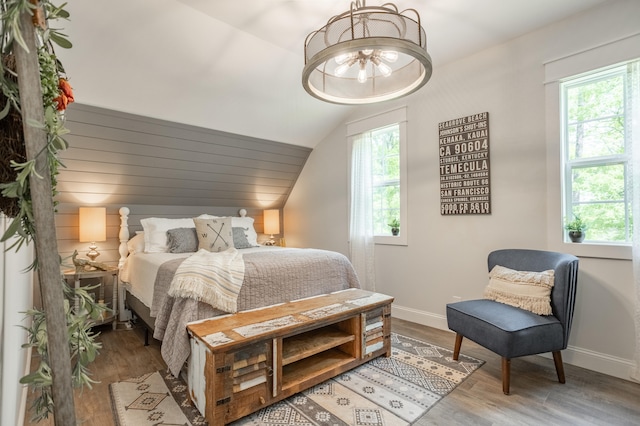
[63,267,119,330]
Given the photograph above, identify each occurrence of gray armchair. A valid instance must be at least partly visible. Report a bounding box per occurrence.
[446,249,579,394]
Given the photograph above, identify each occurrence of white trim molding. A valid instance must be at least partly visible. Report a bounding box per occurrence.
[392,304,636,382]
[391,304,448,331]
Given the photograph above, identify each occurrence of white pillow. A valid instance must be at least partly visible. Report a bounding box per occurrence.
[140,217,196,253]
[127,232,145,254]
[197,214,218,219]
[198,214,258,247]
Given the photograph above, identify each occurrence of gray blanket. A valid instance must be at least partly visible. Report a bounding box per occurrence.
[151,248,360,376]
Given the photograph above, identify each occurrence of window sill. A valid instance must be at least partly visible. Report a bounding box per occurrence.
[559,241,631,260]
[374,235,407,246]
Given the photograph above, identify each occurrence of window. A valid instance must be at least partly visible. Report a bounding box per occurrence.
[348,107,407,246]
[544,35,640,260]
[561,60,637,244]
[371,124,401,235]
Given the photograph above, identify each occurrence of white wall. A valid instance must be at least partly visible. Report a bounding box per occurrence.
[1,214,34,426]
[285,123,351,256]
[285,0,639,380]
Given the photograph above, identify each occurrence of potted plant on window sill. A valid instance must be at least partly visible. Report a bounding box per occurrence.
[565,215,587,243]
[388,218,400,236]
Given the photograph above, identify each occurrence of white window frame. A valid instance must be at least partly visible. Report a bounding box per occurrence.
[347,107,408,246]
[560,65,632,245]
[544,34,640,260]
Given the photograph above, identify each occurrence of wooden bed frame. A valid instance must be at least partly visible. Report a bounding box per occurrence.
[116,206,253,343]
[117,207,152,342]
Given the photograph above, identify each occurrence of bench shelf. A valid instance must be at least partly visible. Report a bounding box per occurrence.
[187,288,393,426]
[282,326,355,365]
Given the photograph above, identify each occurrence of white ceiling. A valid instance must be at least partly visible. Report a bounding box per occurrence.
[57,0,609,148]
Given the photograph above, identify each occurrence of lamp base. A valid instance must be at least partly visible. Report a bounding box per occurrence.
[264,235,277,246]
[86,243,100,261]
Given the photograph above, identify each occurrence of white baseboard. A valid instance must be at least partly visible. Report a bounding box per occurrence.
[391,303,636,382]
[557,345,636,381]
[392,304,449,330]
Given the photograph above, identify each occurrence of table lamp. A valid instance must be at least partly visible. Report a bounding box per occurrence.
[263,209,280,246]
[79,207,106,260]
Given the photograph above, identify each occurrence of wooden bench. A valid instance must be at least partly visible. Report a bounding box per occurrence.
[187,288,393,425]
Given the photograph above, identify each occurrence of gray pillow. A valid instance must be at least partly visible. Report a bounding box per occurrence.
[232,227,254,249]
[166,228,198,253]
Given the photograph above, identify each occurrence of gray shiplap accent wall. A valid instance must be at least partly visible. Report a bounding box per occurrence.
[57,104,312,208]
[56,204,276,267]
[55,104,299,265]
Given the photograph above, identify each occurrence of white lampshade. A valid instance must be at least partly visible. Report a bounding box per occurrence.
[79,207,106,261]
[263,209,280,236]
[79,207,106,242]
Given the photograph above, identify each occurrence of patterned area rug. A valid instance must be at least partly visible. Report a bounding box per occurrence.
[110,333,483,426]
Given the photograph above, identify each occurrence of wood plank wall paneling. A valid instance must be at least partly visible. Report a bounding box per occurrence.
[55,204,273,267]
[56,104,312,208]
[53,104,297,266]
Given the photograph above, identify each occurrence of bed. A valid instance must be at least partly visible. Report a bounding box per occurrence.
[116,207,361,376]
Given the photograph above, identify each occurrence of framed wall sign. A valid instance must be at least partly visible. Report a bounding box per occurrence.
[438,112,491,215]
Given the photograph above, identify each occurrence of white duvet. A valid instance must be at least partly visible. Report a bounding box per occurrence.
[120,246,284,312]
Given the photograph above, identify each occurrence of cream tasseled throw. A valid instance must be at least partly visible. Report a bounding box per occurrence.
[484,265,555,315]
[168,248,245,313]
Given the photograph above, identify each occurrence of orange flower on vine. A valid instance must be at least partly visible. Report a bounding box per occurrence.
[53,78,74,111]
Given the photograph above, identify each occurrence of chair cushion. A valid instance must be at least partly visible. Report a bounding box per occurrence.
[446,299,565,358]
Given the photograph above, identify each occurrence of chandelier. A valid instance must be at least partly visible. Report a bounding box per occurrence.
[302,1,432,105]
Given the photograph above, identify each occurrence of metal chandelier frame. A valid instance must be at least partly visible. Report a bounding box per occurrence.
[302,1,433,105]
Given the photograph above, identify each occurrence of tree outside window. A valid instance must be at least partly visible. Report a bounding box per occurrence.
[371,124,401,236]
[349,108,407,247]
[561,61,637,243]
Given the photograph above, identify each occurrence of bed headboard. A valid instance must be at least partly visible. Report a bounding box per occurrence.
[117,207,249,269]
[118,206,130,269]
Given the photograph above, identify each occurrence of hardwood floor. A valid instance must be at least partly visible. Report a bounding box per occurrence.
[393,319,640,426]
[23,323,164,426]
[23,318,640,425]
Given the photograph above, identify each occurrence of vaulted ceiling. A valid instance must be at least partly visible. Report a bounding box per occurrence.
[56,0,609,149]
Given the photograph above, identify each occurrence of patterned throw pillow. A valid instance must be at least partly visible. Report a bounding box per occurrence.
[193,217,233,252]
[198,214,259,247]
[232,216,258,246]
[232,227,254,249]
[484,265,555,315]
[140,217,196,253]
[166,228,198,253]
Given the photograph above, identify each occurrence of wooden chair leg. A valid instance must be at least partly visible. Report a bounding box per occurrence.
[453,333,463,360]
[552,351,566,384]
[502,357,511,395]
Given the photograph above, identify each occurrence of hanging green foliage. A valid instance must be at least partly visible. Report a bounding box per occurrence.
[0,0,107,421]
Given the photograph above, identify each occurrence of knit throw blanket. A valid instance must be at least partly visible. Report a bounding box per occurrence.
[167,248,245,313]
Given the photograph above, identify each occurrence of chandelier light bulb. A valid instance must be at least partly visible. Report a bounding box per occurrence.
[357,66,368,84]
[335,56,358,77]
[377,61,392,77]
[335,62,351,77]
[379,50,398,63]
[334,52,352,65]
[371,56,392,77]
[361,49,374,55]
